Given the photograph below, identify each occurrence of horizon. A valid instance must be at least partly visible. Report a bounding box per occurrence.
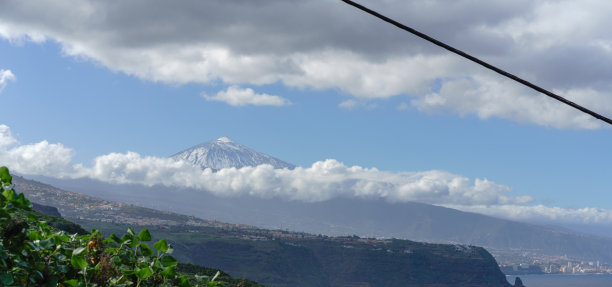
[1,0,612,234]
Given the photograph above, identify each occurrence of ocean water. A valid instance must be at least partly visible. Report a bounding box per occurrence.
[507,274,612,287]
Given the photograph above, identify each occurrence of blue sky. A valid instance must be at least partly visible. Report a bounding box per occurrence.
[1,0,612,228]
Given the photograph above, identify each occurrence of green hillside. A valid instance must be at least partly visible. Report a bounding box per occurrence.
[76,220,512,287]
[12,174,514,287]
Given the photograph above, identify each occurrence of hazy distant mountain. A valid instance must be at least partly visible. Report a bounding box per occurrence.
[171,136,295,170]
[28,175,612,264]
[20,137,612,265]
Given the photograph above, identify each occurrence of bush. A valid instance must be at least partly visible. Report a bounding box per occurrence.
[0,166,223,287]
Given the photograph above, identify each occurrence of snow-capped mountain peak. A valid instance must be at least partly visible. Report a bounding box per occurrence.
[171,137,295,170]
[217,136,232,143]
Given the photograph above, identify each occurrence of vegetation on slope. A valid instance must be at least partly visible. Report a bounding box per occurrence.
[77,220,513,287]
[0,166,260,287]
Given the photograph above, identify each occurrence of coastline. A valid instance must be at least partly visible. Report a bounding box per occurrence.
[506,273,612,287]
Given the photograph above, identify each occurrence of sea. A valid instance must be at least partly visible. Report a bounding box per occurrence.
[506,274,612,287]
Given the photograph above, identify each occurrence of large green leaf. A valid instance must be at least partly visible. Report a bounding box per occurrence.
[138,229,152,241]
[2,188,15,201]
[160,255,178,267]
[110,233,121,243]
[136,266,153,280]
[15,193,32,209]
[127,238,139,248]
[139,243,154,257]
[70,255,88,270]
[27,231,42,241]
[62,279,79,287]
[38,238,54,250]
[0,166,12,185]
[178,276,190,287]
[53,233,70,244]
[153,239,169,253]
[160,266,176,277]
[120,233,132,244]
[122,233,139,248]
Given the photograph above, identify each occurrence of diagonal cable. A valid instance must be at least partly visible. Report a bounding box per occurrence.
[341,0,612,126]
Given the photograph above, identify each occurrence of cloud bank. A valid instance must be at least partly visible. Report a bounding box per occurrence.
[2,124,612,227]
[1,0,611,128]
[445,204,612,227]
[0,125,527,206]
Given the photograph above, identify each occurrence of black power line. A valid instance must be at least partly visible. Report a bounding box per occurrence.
[340,0,612,126]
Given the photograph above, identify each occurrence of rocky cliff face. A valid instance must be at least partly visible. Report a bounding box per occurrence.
[513,277,525,287]
[166,232,513,287]
[32,202,62,217]
[302,240,513,287]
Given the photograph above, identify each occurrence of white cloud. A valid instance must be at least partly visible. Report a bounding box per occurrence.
[0,125,18,148]
[411,75,608,129]
[338,99,377,110]
[82,155,531,206]
[339,99,358,109]
[203,86,290,107]
[444,204,612,226]
[282,51,460,99]
[0,125,79,177]
[1,1,611,128]
[0,69,15,93]
[6,141,78,176]
[4,123,612,227]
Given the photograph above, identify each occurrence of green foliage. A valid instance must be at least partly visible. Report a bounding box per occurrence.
[29,203,87,235]
[0,166,227,287]
[176,263,265,287]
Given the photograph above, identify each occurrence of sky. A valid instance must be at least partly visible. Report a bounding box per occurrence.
[1,0,612,229]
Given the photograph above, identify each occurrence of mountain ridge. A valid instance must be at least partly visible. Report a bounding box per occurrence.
[25,174,612,266]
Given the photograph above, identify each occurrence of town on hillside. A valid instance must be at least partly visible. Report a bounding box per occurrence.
[15,176,612,276]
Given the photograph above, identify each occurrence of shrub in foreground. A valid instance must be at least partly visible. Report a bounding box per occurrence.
[0,166,223,287]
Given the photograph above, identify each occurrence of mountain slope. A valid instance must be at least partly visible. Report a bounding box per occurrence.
[22,175,612,265]
[13,175,512,287]
[171,137,295,170]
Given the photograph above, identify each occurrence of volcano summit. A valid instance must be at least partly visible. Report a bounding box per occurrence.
[171,136,295,170]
